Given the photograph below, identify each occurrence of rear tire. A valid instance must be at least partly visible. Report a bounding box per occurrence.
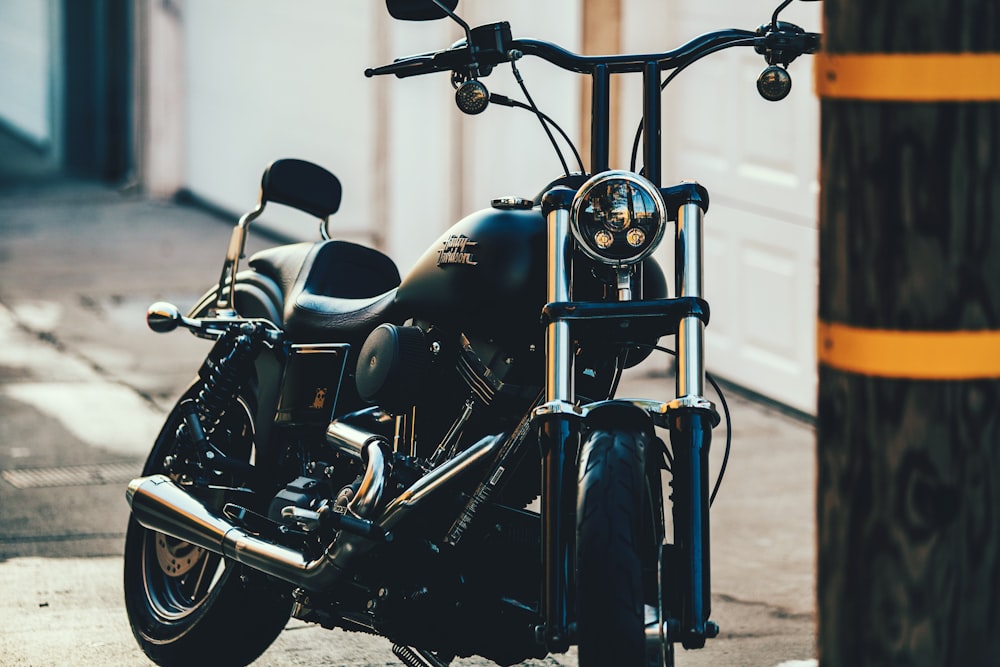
[576,427,662,667]
[123,385,292,666]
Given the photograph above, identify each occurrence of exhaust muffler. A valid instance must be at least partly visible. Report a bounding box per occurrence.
[127,474,350,589]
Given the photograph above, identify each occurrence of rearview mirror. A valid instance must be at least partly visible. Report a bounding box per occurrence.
[386,0,459,21]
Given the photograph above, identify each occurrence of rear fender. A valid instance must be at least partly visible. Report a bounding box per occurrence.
[187,270,284,324]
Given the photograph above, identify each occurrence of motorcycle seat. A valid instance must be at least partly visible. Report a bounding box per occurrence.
[248,240,400,345]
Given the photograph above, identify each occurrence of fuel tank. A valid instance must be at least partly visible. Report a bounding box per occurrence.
[395,206,547,348]
[394,205,668,350]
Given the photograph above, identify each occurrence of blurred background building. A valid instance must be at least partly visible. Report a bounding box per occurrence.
[0,0,820,413]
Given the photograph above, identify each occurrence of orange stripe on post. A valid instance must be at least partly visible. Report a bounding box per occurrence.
[818,321,1000,379]
[815,53,1000,101]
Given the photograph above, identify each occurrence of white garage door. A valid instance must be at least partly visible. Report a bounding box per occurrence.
[658,0,820,414]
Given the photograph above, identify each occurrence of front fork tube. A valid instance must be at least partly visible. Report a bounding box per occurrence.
[671,201,716,648]
[669,409,715,649]
[539,415,578,652]
[538,192,578,651]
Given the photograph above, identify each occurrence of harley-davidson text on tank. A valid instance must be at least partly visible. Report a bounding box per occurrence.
[436,234,479,266]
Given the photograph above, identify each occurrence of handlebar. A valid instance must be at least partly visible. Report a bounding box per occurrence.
[365,16,820,179]
[515,30,757,75]
[364,24,819,80]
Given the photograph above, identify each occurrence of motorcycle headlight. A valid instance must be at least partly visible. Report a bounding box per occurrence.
[570,171,666,266]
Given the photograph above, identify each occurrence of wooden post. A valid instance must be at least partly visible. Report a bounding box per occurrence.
[816,1,1000,665]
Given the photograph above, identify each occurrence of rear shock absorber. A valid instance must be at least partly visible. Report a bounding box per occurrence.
[170,323,270,483]
[195,324,267,433]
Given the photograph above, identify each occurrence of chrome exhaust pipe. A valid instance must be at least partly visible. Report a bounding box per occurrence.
[127,474,349,590]
[126,432,504,592]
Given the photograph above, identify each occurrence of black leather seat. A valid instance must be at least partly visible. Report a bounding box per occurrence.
[248,240,401,345]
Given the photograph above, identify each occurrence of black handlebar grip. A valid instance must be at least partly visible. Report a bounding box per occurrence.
[365,55,439,79]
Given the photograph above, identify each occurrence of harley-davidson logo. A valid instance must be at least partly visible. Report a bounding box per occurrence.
[437,235,479,266]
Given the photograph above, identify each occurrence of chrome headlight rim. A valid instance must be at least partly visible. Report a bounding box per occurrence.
[570,170,667,266]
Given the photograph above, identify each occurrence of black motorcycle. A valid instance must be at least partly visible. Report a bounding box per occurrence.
[123,1,819,665]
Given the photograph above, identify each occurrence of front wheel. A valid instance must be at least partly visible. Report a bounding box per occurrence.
[576,425,664,667]
[123,385,292,666]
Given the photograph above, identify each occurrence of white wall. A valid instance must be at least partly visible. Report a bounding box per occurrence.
[0,0,53,145]
[141,0,186,197]
[183,1,380,248]
[384,1,583,272]
[376,12,464,273]
[180,1,584,274]
[457,2,583,212]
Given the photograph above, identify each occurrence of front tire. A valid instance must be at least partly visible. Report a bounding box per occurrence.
[576,426,663,667]
[123,386,292,666]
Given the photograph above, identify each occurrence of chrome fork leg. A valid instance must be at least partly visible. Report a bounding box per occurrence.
[545,204,574,403]
[538,189,577,651]
[676,202,705,400]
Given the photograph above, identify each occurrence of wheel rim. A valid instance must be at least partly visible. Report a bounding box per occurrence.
[141,532,227,623]
[136,396,255,627]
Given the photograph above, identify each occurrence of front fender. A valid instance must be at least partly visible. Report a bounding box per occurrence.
[581,400,656,437]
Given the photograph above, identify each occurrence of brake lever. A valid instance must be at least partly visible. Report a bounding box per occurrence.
[365,44,478,79]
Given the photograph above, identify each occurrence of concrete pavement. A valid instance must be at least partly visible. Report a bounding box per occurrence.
[0,133,818,666]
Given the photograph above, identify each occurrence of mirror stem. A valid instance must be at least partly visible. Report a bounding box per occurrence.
[770,0,794,29]
[431,0,473,49]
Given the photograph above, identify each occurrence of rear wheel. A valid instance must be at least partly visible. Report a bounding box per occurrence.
[576,426,664,667]
[123,385,292,666]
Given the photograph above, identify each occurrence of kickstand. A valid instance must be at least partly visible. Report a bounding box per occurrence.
[391,644,453,667]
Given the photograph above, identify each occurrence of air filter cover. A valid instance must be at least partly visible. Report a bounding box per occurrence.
[355,324,430,414]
